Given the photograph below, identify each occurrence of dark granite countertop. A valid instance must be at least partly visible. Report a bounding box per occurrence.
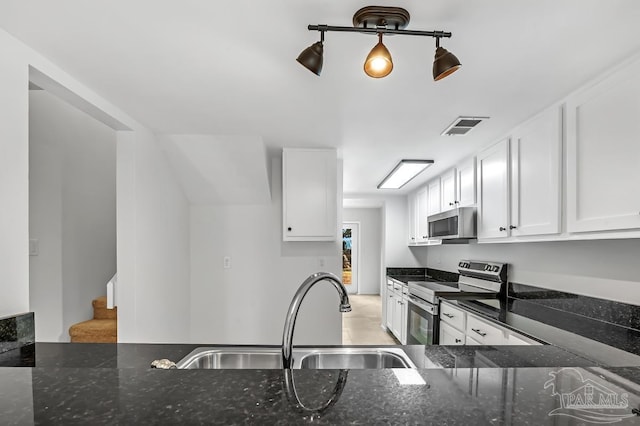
[2,361,640,424]
[440,297,640,366]
[2,343,640,424]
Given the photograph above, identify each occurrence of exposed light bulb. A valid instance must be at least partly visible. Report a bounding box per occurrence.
[364,33,393,78]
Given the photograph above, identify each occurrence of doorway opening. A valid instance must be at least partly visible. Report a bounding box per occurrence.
[342,222,359,294]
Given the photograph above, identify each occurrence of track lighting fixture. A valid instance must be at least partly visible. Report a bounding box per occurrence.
[297,6,460,80]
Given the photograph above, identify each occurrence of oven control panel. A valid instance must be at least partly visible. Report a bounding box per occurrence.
[458,260,507,283]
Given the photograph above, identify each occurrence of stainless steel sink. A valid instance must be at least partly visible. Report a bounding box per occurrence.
[176,347,283,369]
[175,347,416,369]
[297,348,417,369]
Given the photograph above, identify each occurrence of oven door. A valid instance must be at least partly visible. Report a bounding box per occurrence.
[407,296,438,345]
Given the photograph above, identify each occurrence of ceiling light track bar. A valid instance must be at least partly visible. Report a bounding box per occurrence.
[308,25,452,39]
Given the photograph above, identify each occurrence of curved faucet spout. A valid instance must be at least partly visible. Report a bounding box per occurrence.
[282,272,351,369]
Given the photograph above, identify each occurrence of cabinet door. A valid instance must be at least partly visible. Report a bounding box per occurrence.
[439,322,465,345]
[400,297,408,344]
[510,107,562,236]
[392,293,403,339]
[457,157,476,207]
[282,149,337,241]
[416,187,430,241]
[407,193,417,245]
[386,291,394,330]
[477,139,510,239]
[566,60,640,233]
[427,178,441,216]
[441,169,457,211]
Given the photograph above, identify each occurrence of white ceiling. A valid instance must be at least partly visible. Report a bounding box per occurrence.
[3,0,640,195]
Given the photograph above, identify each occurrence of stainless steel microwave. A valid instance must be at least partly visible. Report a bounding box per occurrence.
[427,207,477,240]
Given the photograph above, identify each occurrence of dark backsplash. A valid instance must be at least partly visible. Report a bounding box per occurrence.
[427,268,459,283]
[386,267,427,277]
[386,267,460,283]
[509,282,640,332]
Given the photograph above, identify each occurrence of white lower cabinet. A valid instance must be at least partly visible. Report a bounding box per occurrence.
[385,280,406,343]
[439,322,465,345]
[385,286,394,330]
[439,300,541,346]
[465,315,506,346]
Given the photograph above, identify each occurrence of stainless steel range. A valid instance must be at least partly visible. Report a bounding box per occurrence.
[406,260,508,345]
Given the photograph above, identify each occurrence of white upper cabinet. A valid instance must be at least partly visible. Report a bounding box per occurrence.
[477,139,510,239]
[427,178,441,216]
[456,157,476,207]
[282,148,337,241]
[566,59,640,233]
[510,106,563,237]
[416,187,430,242]
[440,169,457,211]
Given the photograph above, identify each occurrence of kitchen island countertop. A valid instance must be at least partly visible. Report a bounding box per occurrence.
[2,343,640,424]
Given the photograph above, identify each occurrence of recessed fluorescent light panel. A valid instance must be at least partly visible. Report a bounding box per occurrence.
[377,159,434,189]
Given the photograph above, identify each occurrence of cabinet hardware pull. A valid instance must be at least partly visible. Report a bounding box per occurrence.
[454,201,459,204]
[449,202,453,206]
[442,313,454,318]
[509,225,517,229]
[472,328,487,337]
[422,235,428,239]
[455,338,462,343]
[287,227,292,231]
[499,227,506,231]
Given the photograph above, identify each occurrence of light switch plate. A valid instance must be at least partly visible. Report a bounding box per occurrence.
[29,239,39,256]
[223,256,231,269]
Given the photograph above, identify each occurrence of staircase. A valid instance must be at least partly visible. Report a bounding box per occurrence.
[68,296,117,343]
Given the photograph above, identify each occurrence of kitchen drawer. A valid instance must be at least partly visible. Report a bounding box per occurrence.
[393,282,403,292]
[439,302,466,331]
[439,322,465,345]
[466,315,507,345]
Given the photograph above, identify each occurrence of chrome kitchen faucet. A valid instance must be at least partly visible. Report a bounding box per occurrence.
[282,272,351,369]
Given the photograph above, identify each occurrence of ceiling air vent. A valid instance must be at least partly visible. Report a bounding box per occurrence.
[441,116,489,136]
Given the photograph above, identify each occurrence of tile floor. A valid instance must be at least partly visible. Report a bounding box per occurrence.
[342,295,398,345]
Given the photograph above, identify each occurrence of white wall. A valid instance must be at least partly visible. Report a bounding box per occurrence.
[420,239,640,305]
[29,90,116,342]
[0,30,29,317]
[343,208,382,294]
[0,27,191,342]
[116,129,191,343]
[189,156,342,345]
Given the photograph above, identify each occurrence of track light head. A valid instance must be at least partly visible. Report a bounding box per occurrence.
[297,40,324,76]
[364,33,393,78]
[432,39,461,81]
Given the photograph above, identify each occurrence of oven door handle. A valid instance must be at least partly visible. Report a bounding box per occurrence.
[408,296,436,315]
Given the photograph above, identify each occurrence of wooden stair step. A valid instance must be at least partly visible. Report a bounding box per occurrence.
[69,319,117,343]
[92,296,117,320]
